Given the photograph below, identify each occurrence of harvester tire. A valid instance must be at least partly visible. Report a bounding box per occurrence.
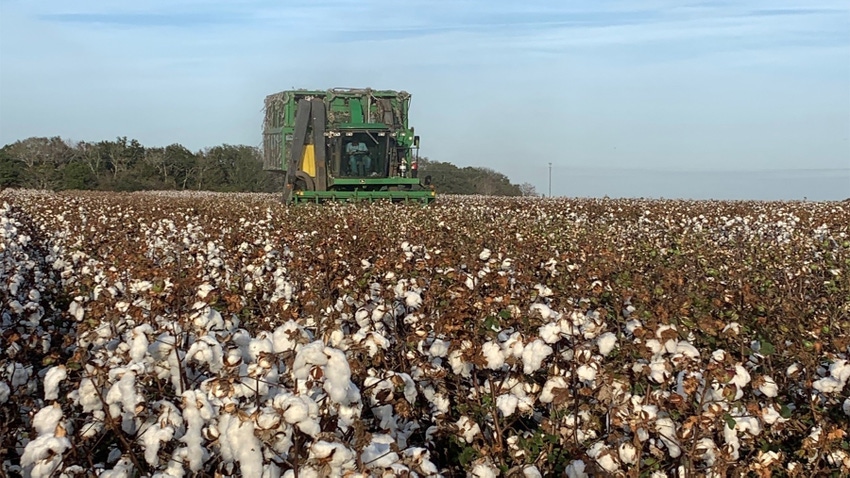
[293,171,315,192]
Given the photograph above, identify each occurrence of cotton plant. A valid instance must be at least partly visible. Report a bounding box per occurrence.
[2,190,850,476]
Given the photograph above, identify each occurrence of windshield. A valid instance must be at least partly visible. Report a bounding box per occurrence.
[336,132,390,178]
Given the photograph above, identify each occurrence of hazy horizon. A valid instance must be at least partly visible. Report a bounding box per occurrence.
[1,0,848,199]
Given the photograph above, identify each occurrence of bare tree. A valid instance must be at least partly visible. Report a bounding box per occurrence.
[519,182,539,197]
[6,137,71,190]
[76,141,106,178]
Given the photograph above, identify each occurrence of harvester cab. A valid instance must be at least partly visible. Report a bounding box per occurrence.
[262,88,434,204]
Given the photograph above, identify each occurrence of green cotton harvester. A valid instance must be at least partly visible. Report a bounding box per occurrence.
[262,88,436,204]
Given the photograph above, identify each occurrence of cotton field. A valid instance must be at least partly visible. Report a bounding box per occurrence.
[1,189,848,477]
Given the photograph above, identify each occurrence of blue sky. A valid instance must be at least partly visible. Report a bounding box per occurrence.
[1,0,848,199]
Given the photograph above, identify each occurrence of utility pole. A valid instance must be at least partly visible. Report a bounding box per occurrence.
[548,162,552,197]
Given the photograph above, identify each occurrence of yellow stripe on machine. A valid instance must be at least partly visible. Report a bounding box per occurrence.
[301,144,316,177]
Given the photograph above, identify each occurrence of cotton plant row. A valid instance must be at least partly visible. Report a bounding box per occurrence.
[1,190,848,477]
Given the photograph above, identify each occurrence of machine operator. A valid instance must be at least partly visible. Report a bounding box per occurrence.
[346,139,372,176]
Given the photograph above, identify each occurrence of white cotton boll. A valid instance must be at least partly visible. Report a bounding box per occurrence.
[292,341,328,380]
[521,339,553,374]
[597,332,617,356]
[371,404,397,432]
[68,301,84,321]
[786,363,801,376]
[479,248,492,261]
[180,391,212,472]
[272,321,310,353]
[539,322,562,344]
[456,416,481,443]
[404,291,422,309]
[105,372,143,434]
[281,395,310,424]
[0,381,9,403]
[429,339,450,358]
[762,405,788,425]
[248,337,273,362]
[540,377,568,403]
[565,459,588,478]
[422,386,450,415]
[194,307,224,332]
[843,398,850,416]
[448,349,473,378]
[632,398,659,421]
[328,329,345,348]
[43,365,67,401]
[197,283,215,299]
[534,283,553,297]
[323,347,355,405]
[20,435,71,478]
[129,325,151,363]
[395,373,417,405]
[729,364,751,399]
[471,463,498,478]
[812,377,843,394]
[723,421,744,461]
[625,319,642,334]
[33,403,64,436]
[218,413,263,477]
[695,437,717,466]
[649,357,670,383]
[577,364,597,384]
[827,450,850,470]
[502,332,525,359]
[496,394,519,417]
[8,300,24,315]
[76,377,102,413]
[530,303,554,321]
[758,376,779,397]
[735,415,762,436]
[619,442,637,465]
[587,442,619,473]
[675,341,700,359]
[655,417,681,458]
[481,341,505,370]
[817,360,850,395]
[256,408,281,430]
[522,465,543,478]
[140,423,175,467]
[645,339,663,356]
[404,447,439,475]
[361,435,399,468]
[186,336,224,373]
[362,332,390,357]
[310,441,355,472]
[372,304,392,324]
[711,349,727,363]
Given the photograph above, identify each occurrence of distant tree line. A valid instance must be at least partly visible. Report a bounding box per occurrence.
[418,158,538,197]
[0,136,537,196]
[0,136,278,192]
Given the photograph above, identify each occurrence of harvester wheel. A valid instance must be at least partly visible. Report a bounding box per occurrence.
[293,171,316,192]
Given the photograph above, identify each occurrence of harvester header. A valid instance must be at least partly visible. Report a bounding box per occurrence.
[262,88,434,204]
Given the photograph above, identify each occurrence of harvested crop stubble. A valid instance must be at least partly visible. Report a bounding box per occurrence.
[1,189,849,477]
